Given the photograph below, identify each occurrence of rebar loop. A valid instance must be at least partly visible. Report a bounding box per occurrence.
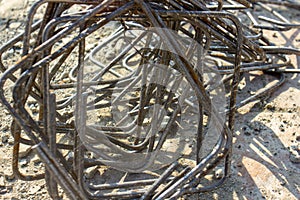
[0,0,299,199]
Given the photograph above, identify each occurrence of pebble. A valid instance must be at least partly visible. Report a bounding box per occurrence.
[86,43,96,50]
[0,176,5,186]
[28,185,41,195]
[62,78,70,83]
[1,135,9,143]
[9,22,22,29]
[214,168,224,179]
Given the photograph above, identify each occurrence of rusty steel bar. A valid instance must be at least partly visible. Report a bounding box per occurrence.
[0,0,299,199]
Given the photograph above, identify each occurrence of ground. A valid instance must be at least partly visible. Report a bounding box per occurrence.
[0,1,299,200]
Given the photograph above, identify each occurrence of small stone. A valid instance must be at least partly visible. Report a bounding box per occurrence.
[0,176,5,186]
[86,43,97,51]
[214,168,224,179]
[1,135,9,143]
[28,185,41,195]
[62,78,70,83]
[9,22,22,29]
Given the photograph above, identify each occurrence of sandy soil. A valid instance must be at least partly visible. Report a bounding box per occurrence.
[0,1,299,200]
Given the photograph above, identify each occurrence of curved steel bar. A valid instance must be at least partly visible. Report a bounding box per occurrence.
[0,0,299,199]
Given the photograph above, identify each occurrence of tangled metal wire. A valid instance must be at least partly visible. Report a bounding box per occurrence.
[0,0,299,199]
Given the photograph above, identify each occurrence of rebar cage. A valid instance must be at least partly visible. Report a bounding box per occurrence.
[0,0,299,199]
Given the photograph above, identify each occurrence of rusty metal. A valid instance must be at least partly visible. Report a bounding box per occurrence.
[0,0,299,199]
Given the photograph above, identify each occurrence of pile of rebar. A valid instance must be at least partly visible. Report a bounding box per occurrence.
[0,0,299,199]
